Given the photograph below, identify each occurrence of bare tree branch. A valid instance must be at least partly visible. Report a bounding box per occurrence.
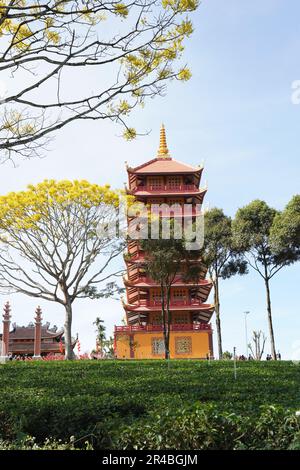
[0,0,198,162]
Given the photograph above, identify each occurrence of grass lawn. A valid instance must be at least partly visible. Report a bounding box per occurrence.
[0,360,300,449]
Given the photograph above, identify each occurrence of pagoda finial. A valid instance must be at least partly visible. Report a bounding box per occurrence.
[157,123,170,158]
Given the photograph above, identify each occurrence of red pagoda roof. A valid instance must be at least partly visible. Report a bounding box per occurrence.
[123,301,214,313]
[128,157,202,175]
[1,323,64,340]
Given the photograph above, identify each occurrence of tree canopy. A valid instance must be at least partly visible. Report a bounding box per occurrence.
[203,208,247,280]
[232,199,298,359]
[203,207,247,359]
[233,200,297,281]
[270,195,300,259]
[0,179,124,358]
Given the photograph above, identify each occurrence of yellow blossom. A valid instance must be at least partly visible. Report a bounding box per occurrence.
[114,3,129,17]
[0,180,124,232]
[178,67,192,81]
[123,128,136,141]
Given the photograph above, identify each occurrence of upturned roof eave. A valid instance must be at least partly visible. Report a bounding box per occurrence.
[123,277,213,288]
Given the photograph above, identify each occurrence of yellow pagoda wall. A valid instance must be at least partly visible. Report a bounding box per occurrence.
[115,334,131,358]
[115,331,212,359]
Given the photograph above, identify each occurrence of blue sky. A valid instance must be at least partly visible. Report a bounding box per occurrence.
[1,0,300,358]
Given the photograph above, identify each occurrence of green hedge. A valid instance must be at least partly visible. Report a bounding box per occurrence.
[116,405,300,450]
[0,360,299,449]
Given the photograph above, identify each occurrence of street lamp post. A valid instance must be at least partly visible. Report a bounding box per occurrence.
[244,311,250,358]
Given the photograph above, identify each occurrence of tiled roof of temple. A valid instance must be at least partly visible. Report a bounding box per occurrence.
[129,157,201,174]
[0,323,64,340]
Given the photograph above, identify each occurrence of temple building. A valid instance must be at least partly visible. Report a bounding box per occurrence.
[0,302,76,358]
[114,125,215,359]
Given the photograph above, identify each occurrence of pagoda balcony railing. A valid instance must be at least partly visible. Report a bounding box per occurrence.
[145,299,203,307]
[115,323,212,333]
[127,207,201,217]
[149,207,201,216]
[131,275,208,285]
[132,184,200,193]
[135,275,181,284]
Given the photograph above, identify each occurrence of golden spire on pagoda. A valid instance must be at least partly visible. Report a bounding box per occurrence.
[157,123,170,158]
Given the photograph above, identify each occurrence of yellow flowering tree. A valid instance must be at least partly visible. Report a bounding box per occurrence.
[0,0,198,162]
[0,180,125,359]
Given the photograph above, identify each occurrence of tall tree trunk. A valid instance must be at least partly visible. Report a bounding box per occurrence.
[160,283,169,360]
[264,277,276,360]
[255,334,259,360]
[214,277,223,359]
[64,302,75,360]
[165,286,171,360]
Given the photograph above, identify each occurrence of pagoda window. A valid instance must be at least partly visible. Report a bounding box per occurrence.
[167,198,184,206]
[151,313,162,325]
[147,176,163,189]
[175,336,192,354]
[167,176,182,188]
[173,312,190,324]
[147,198,165,204]
[150,288,161,303]
[172,288,188,302]
[152,338,165,355]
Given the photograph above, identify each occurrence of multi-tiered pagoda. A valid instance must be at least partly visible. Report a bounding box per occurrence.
[114,125,214,359]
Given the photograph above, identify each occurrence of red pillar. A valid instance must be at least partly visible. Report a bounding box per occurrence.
[1,301,11,359]
[33,306,42,359]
